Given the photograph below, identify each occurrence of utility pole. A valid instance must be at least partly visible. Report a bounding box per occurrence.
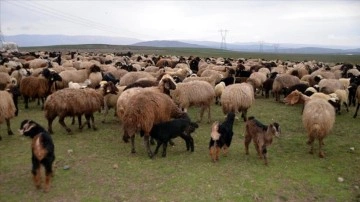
[219,29,228,50]
[259,40,264,52]
[273,43,279,53]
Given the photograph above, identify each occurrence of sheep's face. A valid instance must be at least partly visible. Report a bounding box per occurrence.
[284,90,301,105]
[271,123,281,138]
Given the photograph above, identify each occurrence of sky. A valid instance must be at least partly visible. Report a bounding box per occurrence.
[1,0,360,48]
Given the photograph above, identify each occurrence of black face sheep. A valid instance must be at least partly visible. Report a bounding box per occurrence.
[122,90,185,158]
[209,112,236,162]
[44,88,103,134]
[0,88,17,140]
[19,120,55,192]
[142,113,199,157]
[244,117,280,165]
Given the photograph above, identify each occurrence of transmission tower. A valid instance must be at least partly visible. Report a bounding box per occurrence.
[273,43,280,53]
[259,40,264,52]
[0,1,5,47]
[219,29,228,50]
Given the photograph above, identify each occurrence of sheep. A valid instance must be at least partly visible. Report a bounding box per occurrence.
[303,95,336,158]
[246,72,267,95]
[220,83,255,121]
[209,112,236,162]
[19,120,55,192]
[44,88,103,134]
[121,90,185,158]
[244,117,280,165]
[118,71,156,86]
[214,81,226,105]
[101,82,125,123]
[0,89,16,140]
[282,83,310,97]
[183,73,222,87]
[20,68,63,109]
[56,64,101,89]
[143,113,199,157]
[318,79,345,94]
[272,74,300,102]
[68,79,91,89]
[329,89,349,114]
[170,80,215,123]
[0,72,11,90]
[353,86,360,118]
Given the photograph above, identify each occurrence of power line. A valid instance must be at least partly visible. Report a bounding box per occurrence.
[4,0,141,37]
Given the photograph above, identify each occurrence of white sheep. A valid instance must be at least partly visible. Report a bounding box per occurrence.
[214,82,226,105]
[0,89,16,139]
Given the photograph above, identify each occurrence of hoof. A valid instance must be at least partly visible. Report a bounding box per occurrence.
[8,131,14,136]
[319,152,325,158]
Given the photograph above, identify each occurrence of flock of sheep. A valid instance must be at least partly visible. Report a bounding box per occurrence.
[1,50,360,163]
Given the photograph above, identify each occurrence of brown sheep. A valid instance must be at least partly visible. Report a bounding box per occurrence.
[0,90,16,140]
[272,74,300,102]
[122,90,185,158]
[44,88,103,134]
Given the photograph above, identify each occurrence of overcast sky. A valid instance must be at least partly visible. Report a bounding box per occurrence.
[1,0,360,48]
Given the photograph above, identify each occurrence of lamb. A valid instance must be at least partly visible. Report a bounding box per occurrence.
[214,81,226,105]
[220,83,255,121]
[44,88,103,134]
[56,64,101,89]
[20,68,63,109]
[209,112,236,162]
[122,90,185,158]
[68,79,91,89]
[19,120,55,192]
[101,81,125,123]
[329,89,349,114]
[244,117,280,165]
[0,89,17,140]
[143,113,199,157]
[272,74,300,102]
[318,79,345,94]
[170,80,215,123]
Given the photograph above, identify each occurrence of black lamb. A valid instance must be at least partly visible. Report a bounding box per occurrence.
[142,114,199,157]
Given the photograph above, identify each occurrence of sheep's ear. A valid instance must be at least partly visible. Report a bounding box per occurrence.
[19,120,36,135]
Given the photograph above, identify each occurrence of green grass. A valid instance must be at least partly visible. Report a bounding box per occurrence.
[1,95,360,201]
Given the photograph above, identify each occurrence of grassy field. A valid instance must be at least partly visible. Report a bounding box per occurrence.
[1,46,360,201]
[1,95,360,202]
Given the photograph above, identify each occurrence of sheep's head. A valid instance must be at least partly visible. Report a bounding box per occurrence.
[160,74,177,92]
[268,122,281,138]
[103,82,118,95]
[284,90,302,105]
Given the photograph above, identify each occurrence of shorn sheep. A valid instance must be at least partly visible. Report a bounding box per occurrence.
[19,120,55,192]
[284,90,336,158]
[0,89,17,140]
[170,80,215,123]
[122,90,185,158]
[220,83,255,121]
[209,112,236,162]
[244,117,280,165]
[44,88,103,134]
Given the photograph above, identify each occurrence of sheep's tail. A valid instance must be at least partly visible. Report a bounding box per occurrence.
[310,124,323,139]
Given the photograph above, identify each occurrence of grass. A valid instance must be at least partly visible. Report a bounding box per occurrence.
[1,95,360,202]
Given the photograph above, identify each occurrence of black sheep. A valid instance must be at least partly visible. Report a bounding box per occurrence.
[19,120,55,192]
[143,114,199,157]
[282,83,309,97]
[209,112,235,162]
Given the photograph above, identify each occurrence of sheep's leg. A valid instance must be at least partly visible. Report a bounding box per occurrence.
[102,103,108,123]
[162,142,168,157]
[77,115,82,128]
[40,97,45,110]
[307,136,315,155]
[6,119,13,136]
[24,96,29,109]
[47,118,54,134]
[207,106,212,123]
[143,135,153,158]
[353,103,360,118]
[344,102,349,112]
[318,138,325,158]
[90,114,97,130]
[130,135,136,153]
[222,145,229,157]
[31,157,41,189]
[59,116,72,133]
[198,107,205,123]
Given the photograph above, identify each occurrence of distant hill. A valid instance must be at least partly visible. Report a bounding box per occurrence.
[4,34,360,54]
[132,40,206,48]
[4,34,141,47]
